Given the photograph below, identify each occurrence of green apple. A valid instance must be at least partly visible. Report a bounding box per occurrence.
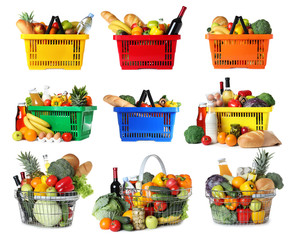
[211,22,220,29]
[250,199,262,212]
[145,216,158,229]
[12,131,23,141]
[46,187,57,197]
[62,20,73,30]
[21,183,33,200]
[211,185,225,198]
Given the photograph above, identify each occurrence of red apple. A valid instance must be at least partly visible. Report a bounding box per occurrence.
[21,178,32,187]
[34,23,46,34]
[241,127,250,135]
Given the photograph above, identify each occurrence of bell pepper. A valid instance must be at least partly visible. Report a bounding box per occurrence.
[51,97,63,106]
[240,181,257,196]
[152,172,167,187]
[234,24,244,34]
[55,176,74,193]
[237,208,252,224]
[132,192,146,207]
[252,210,265,224]
[224,196,239,211]
[228,99,242,107]
[147,20,159,29]
[144,205,155,217]
[154,201,167,212]
[149,26,163,35]
[142,182,158,203]
[176,174,192,191]
[164,100,178,108]
[238,90,252,97]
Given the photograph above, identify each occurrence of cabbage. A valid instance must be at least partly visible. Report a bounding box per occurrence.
[205,174,227,197]
[33,200,62,227]
[243,98,268,107]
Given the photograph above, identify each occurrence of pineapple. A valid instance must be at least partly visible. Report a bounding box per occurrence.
[19,11,34,23]
[17,152,44,178]
[70,86,88,106]
[252,149,274,179]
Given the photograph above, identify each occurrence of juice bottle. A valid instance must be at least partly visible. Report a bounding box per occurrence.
[218,158,232,176]
[222,77,234,106]
[196,103,207,134]
[16,103,26,131]
[29,88,44,106]
[43,154,50,172]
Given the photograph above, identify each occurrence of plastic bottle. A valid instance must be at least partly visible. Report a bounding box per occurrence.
[205,103,217,143]
[196,103,207,134]
[16,103,26,131]
[29,88,44,106]
[218,158,232,176]
[42,85,51,101]
[76,13,94,34]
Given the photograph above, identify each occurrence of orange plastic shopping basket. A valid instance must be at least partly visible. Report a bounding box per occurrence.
[206,16,273,69]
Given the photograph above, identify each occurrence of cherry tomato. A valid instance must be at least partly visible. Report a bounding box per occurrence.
[214,198,224,206]
[110,220,121,232]
[201,136,212,145]
[241,127,249,135]
[154,201,167,212]
[239,196,251,206]
[227,22,233,31]
[62,132,73,142]
[46,175,58,187]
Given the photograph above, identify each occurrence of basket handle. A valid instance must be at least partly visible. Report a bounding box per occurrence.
[229,16,248,34]
[138,154,167,182]
[45,16,65,34]
[136,90,155,107]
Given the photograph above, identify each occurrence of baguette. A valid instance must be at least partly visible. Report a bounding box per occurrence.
[101,11,119,23]
[124,14,145,27]
[75,161,93,177]
[16,19,34,34]
[103,95,135,107]
[262,130,282,147]
[238,131,264,148]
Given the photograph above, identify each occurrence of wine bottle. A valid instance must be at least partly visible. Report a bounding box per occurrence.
[220,81,224,95]
[167,6,187,35]
[110,168,121,197]
[13,175,21,188]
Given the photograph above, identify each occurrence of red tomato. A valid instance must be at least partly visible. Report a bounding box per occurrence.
[241,127,249,135]
[68,208,73,218]
[46,175,58,187]
[110,220,121,232]
[227,22,233,31]
[142,27,149,32]
[52,22,59,29]
[44,99,51,106]
[239,196,251,206]
[214,198,224,206]
[140,103,150,107]
[61,102,71,107]
[201,136,212,145]
[62,133,73,142]
[131,23,139,29]
[154,201,167,212]
[170,185,180,195]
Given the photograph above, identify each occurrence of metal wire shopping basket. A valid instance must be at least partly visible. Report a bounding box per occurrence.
[15,190,79,227]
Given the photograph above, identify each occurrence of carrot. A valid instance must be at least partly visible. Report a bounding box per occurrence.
[16,19,34,34]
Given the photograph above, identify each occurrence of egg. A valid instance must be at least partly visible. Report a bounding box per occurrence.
[38,132,46,140]
[54,132,61,140]
[207,94,214,101]
[215,93,221,100]
[46,132,54,140]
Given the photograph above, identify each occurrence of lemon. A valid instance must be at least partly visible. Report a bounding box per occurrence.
[34,183,48,196]
[41,175,48,185]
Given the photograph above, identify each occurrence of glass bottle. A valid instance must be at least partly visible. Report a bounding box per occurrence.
[16,103,26,131]
[222,77,234,106]
[196,103,207,134]
[110,168,121,197]
[43,154,50,172]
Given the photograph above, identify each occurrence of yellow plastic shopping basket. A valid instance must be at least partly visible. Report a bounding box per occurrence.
[21,34,89,70]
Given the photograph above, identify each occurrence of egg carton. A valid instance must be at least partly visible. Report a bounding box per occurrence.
[37,132,62,143]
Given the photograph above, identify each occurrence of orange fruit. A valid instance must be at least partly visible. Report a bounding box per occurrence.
[217,132,227,144]
[25,129,37,141]
[100,218,112,230]
[232,176,246,189]
[31,177,42,188]
[20,127,29,139]
[34,183,48,196]
[122,210,133,222]
[225,134,237,147]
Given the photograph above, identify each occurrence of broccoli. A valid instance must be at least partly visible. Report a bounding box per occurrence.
[140,172,154,184]
[252,19,272,34]
[266,172,284,190]
[119,95,136,105]
[184,125,204,144]
[257,93,275,106]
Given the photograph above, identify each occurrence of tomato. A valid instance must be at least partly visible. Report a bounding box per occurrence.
[170,185,180,195]
[44,99,51,106]
[241,127,249,135]
[154,201,167,212]
[240,196,252,206]
[214,198,224,206]
[68,208,73,218]
[201,135,212,145]
[227,22,233,31]
[85,96,93,106]
[61,102,71,107]
[100,218,112,230]
[144,206,154,217]
[140,103,150,107]
[52,22,59,29]
[46,175,58,187]
[62,132,73,142]
[109,220,121,232]
[131,23,139,29]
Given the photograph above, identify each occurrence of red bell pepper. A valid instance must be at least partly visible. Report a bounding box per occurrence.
[58,184,75,193]
[55,176,73,191]
[228,99,242,107]
[238,90,252,97]
[144,205,155,217]
[154,201,167,212]
[214,198,224,206]
[237,208,252,224]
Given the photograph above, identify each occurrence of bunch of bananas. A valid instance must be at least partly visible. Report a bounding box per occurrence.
[24,113,54,135]
[108,20,132,34]
[210,26,230,34]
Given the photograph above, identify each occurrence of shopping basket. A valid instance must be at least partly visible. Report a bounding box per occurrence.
[28,106,97,140]
[205,16,273,69]
[122,154,192,227]
[206,189,275,225]
[208,107,273,134]
[15,190,79,227]
[113,35,180,69]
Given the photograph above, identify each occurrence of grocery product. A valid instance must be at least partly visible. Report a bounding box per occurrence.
[76,13,94,34]
[205,103,217,143]
[167,6,187,35]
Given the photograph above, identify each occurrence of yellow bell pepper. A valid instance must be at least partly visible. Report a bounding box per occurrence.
[51,97,63,106]
[234,24,244,35]
[149,26,163,35]
[164,100,178,108]
[132,192,146,207]
[240,181,256,196]
[252,210,265,224]
[152,172,167,187]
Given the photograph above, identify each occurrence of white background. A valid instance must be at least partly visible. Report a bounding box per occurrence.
[1,0,289,239]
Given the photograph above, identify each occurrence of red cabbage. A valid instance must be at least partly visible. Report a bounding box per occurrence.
[205,174,227,196]
[243,98,268,107]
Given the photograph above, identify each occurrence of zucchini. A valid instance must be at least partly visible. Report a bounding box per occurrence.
[61,203,69,223]
[113,216,131,224]
[148,186,171,195]
[122,223,134,231]
[220,182,240,198]
[151,194,177,202]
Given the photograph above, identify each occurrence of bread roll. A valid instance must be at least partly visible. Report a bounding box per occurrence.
[62,154,80,172]
[103,95,135,107]
[124,14,145,27]
[238,131,264,148]
[75,161,93,177]
[101,11,119,23]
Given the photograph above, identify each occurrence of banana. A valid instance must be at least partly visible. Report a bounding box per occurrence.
[211,26,230,34]
[71,21,79,28]
[110,20,132,34]
[26,113,50,128]
[23,116,41,135]
[210,30,224,35]
[30,120,54,134]
[108,24,124,33]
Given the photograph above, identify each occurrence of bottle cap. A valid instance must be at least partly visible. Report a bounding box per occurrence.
[225,77,230,88]
[88,13,94,18]
[199,102,207,107]
[123,177,128,182]
[18,102,26,106]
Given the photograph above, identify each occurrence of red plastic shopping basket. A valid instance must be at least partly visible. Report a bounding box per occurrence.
[113,35,180,69]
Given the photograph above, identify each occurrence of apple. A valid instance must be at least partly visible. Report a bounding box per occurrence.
[145,216,158,229]
[21,183,33,200]
[21,178,32,187]
[34,23,46,34]
[12,131,23,141]
[46,187,57,197]
[241,127,249,135]
[44,99,51,106]
[211,22,220,29]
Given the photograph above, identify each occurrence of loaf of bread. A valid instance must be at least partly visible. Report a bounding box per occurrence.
[103,95,136,107]
[101,11,119,23]
[124,14,145,27]
[262,130,282,147]
[238,131,264,148]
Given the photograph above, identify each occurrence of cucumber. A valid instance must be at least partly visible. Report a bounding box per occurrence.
[151,194,177,202]
[122,223,134,231]
[61,203,69,223]
[113,216,131,224]
[148,186,171,195]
